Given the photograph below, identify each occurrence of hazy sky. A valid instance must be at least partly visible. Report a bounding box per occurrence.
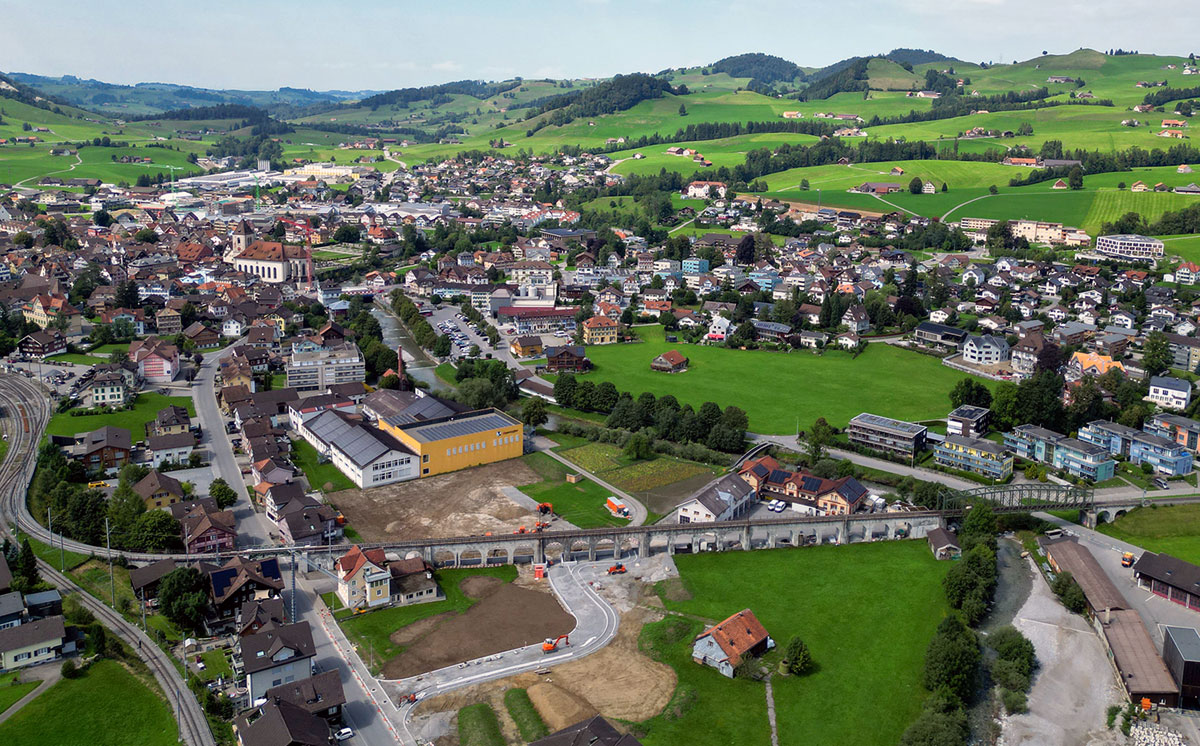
[3,0,1199,91]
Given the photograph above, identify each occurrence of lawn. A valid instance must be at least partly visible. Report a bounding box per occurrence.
[290,437,356,492]
[45,392,195,439]
[0,672,37,716]
[0,659,177,746]
[517,452,629,529]
[556,442,719,493]
[197,648,232,682]
[48,353,109,366]
[336,566,518,675]
[22,534,88,571]
[579,327,992,433]
[1097,504,1200,565]
[638,541,951,746]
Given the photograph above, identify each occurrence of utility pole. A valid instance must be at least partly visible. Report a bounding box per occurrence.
[290,551,297,623]
[140,587,146,632]
[105,517,114,607]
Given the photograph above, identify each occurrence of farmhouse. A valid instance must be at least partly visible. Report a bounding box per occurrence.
[544,345,591,373]
[675,473,756,523]
[685,181,727,199]
[650,349,689,373]
[692,609,774,678]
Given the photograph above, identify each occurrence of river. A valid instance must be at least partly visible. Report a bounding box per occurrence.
[370,304,448,392]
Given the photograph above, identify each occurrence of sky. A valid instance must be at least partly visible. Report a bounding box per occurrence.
[2,0,1199,91]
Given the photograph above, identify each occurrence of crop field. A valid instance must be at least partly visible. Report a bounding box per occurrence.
[579,327,991,433]
[1096,504,1200,565]
[555,441,719,493]
[639,541,950,746]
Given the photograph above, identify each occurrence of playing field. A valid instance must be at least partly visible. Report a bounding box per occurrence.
[579,327,990,433]
[639,541,951,746]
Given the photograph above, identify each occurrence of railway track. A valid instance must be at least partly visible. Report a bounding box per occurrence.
[0,373,214,746]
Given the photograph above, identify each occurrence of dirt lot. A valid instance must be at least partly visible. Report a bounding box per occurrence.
[1000,556,1126,746]
[381,576,574,679]
[412,592,677,745]
[329,460,544,541]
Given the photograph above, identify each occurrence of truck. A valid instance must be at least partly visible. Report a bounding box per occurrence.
[1122,552,1136,568]
[606,497,630,517]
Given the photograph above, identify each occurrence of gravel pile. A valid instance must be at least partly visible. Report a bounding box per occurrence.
[1132,723,1188,746]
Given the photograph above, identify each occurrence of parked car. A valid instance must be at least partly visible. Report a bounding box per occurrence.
[1154,478,1169,490]
[334,728,354,741]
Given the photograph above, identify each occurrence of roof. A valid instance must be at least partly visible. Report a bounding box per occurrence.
[682,473,756,517]
[129,559,179,593]
[0,591,22,619]
[0,555,11,591]
[335,545,387,577]
[396,408,520,444]
[263,670,346,715]
[1134,552,1200,594]
[240,621,315,675]
[654,350,688,366]
[849,412,927,436]
[530,716,643,746]
[1165,626,1200,663]
[927,527,960,550]
[1040,537,1127,611]
[207,556,283,605]
[331,423,413,468]
[233,698,330,746]
[696,609,770,667]
[1104,609,1178,697]
[948,405,990,422]
[0,615,64,653]
[132,470,184,500]
[1151,376,1192,394]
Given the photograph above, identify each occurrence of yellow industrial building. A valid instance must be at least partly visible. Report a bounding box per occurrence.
[382,408,524,477]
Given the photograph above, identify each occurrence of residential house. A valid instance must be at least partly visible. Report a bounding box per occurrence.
[17,330,66,359]
[181,504,236,554]
[132,470,185,510]
[203,556,284,635]
[691,609,774,678]
[1148,376,1192,411]
[582,316,619,345]
[241,621,316,704]
[961,335,1010,366]
[0,616,66,671]
[64,426,132,473]
[509,336,543,358]
[927,528,962,560]
[544,346,590,373]
[147,432,196,469]
[846,413,927,458]
[933,435,1013,480]
[650,350,689,373]
[674,473,756,523]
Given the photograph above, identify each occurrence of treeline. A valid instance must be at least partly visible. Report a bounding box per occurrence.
[390,290,438,349]
[800,58,870,100]
[552,373,748,453]
[357,79,521,109]
[1141,85,1200,107]
[30,446,183,553]
[206,133,283,165]
[130,103,266,122]
[710,53,802,83]
[344,299,398,383]
[866,88,1113,129]
[525,74,681,134]
[1008,141,1200,186]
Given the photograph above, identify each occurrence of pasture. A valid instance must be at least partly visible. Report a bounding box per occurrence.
[639,541,951,746]
[578,326,991,433]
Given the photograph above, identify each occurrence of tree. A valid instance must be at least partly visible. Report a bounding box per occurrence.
[93,210,113,228]
[433,334,452,357]
[807,417,835,464]
[1068,165,1084,190]
[678,103,687,116]
[114,280,140,310]
[735,234,755,265]
[1052,571,1088,613]
[784,636,812,675]
[909,177,924,195]
[131,510,183,552]
[900,709,970,746]
[988,184,998,195]
[949,378,992,409]
[133,227,159,243]
[553,373,578,410]
[923,616,980,702]
[333,224,361,243]
[960,503,998,551]
[623,432,654,461]
[209,478,238,510]
[14,539,38,591]
[158,567,210,634]
[1142,331,1171,376]
[520,397,548,428]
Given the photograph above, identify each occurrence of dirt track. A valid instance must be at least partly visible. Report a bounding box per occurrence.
[381,576,574,679]
[329,460,544,541]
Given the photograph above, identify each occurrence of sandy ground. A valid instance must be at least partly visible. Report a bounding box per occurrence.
[999,556,1126,746]
[329,460,547,541]
[381,576,575,679]
[412,585,677,745]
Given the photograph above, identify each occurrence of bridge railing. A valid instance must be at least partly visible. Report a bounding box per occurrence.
[937,483,1094,512]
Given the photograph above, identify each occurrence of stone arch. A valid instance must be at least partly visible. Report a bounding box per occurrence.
[432,549,457,567]
[512,543,536,563]
[486,547,510,565]
[593,537,617,560]
[459,548,483,566]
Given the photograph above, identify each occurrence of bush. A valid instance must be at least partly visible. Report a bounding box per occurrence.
[1106,704,1121,729]
[61,658,80,678]
[899,708,970,746]
[784,635,812,675]
[1051,571,1088,614]
[991,658,1029,692]
[1001,688,1028,714]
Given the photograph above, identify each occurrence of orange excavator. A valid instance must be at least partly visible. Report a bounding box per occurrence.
[534,521,550,532]
[542,634,569,653]
[537,502,553,516]
[514,526,528,534]
[607,563,627,575]
[398,693,417,704]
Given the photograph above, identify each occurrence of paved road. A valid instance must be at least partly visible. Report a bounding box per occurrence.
[293,567,405,745]
[191,342,276,547]
[383,560,621,739]
[0,662,60,726]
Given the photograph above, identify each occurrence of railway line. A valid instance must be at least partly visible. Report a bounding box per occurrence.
[0,373,214,746]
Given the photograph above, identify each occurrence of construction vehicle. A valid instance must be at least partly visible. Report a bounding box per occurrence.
[606,497,630,517]
[1122,552,1136,568]
[398,693,417,704]
[537,502,553,516]
[514,526,528,535]
[542,634,569,653]
[607,563,627,575]
[534,521,550,532]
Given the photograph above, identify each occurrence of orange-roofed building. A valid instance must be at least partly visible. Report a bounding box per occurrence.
[1177,262,1200,285]
[335,545,390,609]
[1067,351,1124,381]
[692,609,775,677]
